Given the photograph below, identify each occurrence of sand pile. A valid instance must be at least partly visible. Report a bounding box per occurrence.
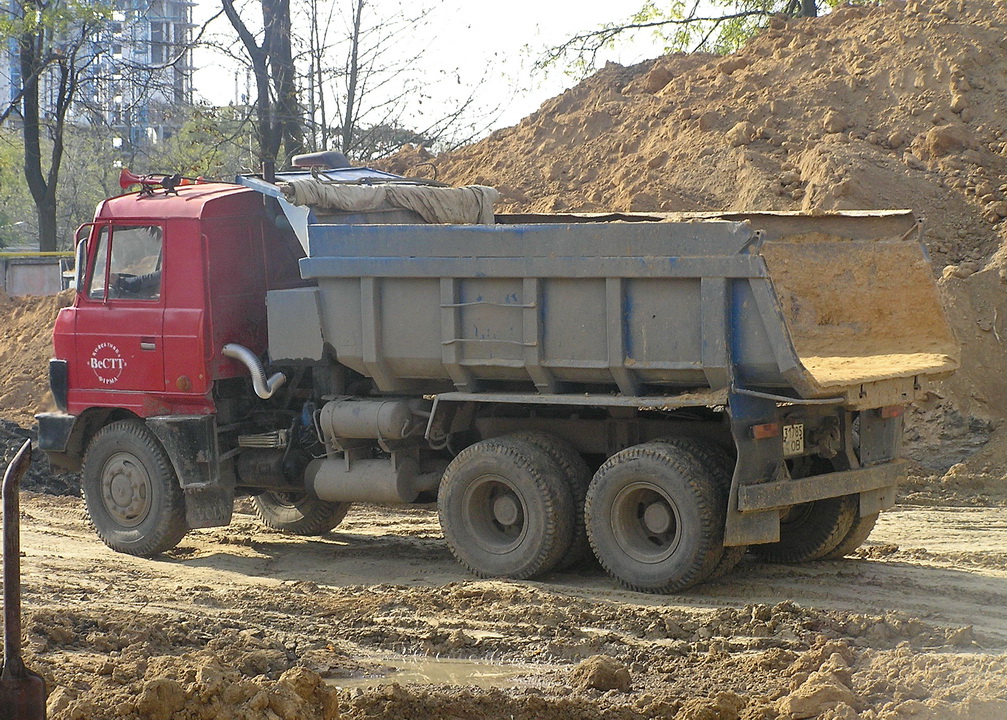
[0,288,72,426]
[428,1,1007,261]
[384,0,1007,474]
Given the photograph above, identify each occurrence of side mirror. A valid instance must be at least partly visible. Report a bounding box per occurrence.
[72,225,91,293]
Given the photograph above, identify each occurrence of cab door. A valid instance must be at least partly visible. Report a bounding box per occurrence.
[73,223,166,404]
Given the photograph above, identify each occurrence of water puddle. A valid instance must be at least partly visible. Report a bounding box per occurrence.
[327,656,535,690]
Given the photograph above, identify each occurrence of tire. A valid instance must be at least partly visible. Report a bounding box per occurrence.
[507,431,591,570]
[81,419,187,557]
[438,437,575,580]
[821,511,879,559]
[585,442,724,593]
[253,492,350,535]
[751,494,859,563]
[656,436,747,580]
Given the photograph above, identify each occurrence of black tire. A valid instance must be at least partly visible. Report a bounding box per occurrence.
[750,494,859,563]
[438,437,575,580]
[253,492,350,535]
[81,419,187,557]
[821,511,879,559]
[657,436,747,580]
[585,442,724,593]
[507,431,591,570]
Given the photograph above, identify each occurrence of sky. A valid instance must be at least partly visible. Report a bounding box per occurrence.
[192,0,664,141]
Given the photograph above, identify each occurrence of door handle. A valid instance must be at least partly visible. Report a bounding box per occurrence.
[140,340,156,351]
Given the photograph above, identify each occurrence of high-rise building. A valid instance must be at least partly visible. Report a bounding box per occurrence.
[1,0,194,146]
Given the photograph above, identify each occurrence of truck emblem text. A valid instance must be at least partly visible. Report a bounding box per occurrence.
[90,342,126,385]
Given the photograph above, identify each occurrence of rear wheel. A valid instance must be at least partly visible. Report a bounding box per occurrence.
[751,494,858,563]
[253,492,350,535]
[507,431,591,570]
[586,442,723,593]
[657,437,746,580]
[439,437,575,580]
[821,511,879,559]
[81,420,187,557]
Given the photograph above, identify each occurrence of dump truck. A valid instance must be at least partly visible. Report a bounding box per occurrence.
[36,163,959,593]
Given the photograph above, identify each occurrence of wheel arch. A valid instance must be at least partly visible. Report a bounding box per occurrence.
[39,407,134,472]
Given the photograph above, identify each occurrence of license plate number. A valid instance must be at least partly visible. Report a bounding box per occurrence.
[783,424,805,456]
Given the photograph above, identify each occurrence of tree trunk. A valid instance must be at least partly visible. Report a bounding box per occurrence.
[36,198,59,253]
[800,0,818,18]
[341,0,364,154]
[223,0,283,166]
[19,17,57,251]
[263,0,302,165]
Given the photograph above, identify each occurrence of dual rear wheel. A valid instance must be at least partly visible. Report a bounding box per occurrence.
[438,434,737,591]
[438,433,878,591]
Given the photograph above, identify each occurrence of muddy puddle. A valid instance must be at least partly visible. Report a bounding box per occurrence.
[328,656,544,690]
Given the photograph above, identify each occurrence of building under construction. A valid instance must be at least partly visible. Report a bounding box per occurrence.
[0,0,194,147]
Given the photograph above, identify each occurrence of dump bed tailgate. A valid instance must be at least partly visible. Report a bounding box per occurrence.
[748,211,958,401]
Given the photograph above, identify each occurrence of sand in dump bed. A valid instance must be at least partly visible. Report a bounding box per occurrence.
[758,237,959,387]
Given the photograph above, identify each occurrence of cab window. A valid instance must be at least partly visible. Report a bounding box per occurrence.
[87,225,163,301]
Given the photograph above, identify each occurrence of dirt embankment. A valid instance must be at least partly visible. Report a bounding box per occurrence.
[0,288,72,426]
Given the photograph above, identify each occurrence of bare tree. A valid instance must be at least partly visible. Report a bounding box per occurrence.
[299,0,499,161]
[221,0,303,171]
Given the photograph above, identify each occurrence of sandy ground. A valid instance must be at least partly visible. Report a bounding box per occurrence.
[12,493,1007,720]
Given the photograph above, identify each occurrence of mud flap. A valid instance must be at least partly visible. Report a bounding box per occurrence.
[184,486,234,529]
[724,391,782,546]
[147,415,235,529]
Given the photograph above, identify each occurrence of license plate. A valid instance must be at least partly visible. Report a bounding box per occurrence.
[783,424,805,456]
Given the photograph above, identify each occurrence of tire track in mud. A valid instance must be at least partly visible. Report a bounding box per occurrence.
[15,494,1007,720]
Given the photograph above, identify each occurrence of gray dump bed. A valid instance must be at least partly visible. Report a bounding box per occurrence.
[267,210,957,409]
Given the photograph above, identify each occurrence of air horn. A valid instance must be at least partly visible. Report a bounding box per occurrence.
[118,168,206,194]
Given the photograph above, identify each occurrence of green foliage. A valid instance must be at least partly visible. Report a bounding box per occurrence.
[542,0,882,75]
[153,106,258,180]
[0,106,262,251]
[0,131,35,248]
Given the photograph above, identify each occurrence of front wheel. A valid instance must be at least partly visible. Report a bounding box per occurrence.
[81,420,187,556]
[253,492,350,535]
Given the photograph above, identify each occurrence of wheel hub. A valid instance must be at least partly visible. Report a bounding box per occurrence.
[611,481,682,564]
[460,473,527,555]
[642,501,673,534]
[101,453,151,527]
[493,494,521,526]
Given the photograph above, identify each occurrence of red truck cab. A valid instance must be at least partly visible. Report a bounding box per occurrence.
[52,183,303,418]
[39,182,308,541]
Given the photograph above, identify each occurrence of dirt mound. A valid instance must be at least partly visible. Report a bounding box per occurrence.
[379,0,1007,476]
[0,288,73,426]
[427,1,1007,263]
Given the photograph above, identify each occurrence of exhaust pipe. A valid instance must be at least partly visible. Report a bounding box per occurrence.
[222,343,286,400]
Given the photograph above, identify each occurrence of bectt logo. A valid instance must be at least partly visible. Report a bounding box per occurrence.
[90,342,126,385]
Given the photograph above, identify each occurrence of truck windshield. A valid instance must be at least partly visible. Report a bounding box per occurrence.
[88,225,163,301]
